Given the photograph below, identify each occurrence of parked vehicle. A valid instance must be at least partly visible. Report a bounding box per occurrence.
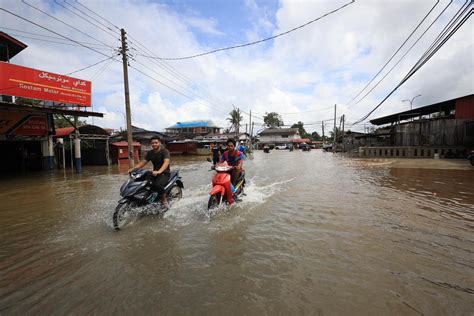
[275,145,289,150]
[468,150,474,166]
[208,161,246,209]
[113,169,183,230]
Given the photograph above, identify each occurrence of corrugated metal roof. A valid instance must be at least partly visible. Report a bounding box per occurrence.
[167,120,219,129]
[111,141,141,147]
[259,128,299,135]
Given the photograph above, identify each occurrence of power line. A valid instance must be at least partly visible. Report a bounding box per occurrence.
[53,0,120,41]
[132,57,230,115]
[20,0,116,48]
[89,57,116,81]
[129,63,230,115]
[138,0,355,60]
[65,54,118,75]
[346,0,441,105]
[3,32,116,51]
[353,6,472,124]
[0,26,114,48]
[0,8,118,59]
[253,105,335,115]
[350,0,454,107]
[72,0,241,113]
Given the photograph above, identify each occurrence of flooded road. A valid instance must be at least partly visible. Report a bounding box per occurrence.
[1,151,473,315]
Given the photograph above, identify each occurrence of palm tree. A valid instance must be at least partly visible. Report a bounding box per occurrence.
[227,109,243,135]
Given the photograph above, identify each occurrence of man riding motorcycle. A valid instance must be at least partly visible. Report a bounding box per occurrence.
[219,138,245,204]
[129,136,170,206]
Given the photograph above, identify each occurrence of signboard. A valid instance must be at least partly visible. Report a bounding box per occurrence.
[0,61,91,106]
[0,112,49,136]
[0,112,26,134]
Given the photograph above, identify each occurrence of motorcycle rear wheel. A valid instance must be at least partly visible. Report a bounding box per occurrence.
[208,193,222,210]
[113,201,136,230]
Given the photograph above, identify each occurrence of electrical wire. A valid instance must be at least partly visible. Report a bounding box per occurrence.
[72,0,242,113]
[0,8,119,59]
[129,63,230,115]
[138,0,355,60]
[20,0,116,48]
[0,26,114,48]
[350,0,454,107]
[346,0,441,105]
[89,57,116,81]
[53,0,120,40]
[353,6,472,124]
[3,32,116,51]
[65,54,118,75]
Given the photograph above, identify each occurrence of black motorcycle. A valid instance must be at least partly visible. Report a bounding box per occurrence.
[468,150,474,166]
[113,169,184,230]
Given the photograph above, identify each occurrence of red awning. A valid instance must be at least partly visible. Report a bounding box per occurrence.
[55,127,75,137]
[111,141,141,147]
[291,138,311,143]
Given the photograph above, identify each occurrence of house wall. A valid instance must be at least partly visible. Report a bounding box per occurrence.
[394,118,471,146]
[260,133,298,144]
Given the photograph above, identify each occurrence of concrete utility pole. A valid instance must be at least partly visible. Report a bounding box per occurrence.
[321,122,325,141]
[333,104,337,145]
[248,109,252,148]
[121,28,134,169]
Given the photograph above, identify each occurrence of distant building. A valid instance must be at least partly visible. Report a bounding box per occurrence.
[202,132,250,143]
[258,128,300,147]
[165,120,221,137]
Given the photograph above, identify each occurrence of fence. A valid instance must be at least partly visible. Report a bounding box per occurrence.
[358,146,466,158]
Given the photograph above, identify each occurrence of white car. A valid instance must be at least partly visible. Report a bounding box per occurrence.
[275,145,289,150]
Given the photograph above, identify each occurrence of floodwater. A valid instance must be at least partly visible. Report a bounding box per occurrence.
[1,151,473,315]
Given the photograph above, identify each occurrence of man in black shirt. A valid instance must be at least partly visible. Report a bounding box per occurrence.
[129,136,171,205]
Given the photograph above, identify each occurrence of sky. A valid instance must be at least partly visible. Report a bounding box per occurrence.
[1,0,472,135]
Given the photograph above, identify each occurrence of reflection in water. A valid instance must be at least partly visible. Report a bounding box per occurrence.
[0,152,473,314]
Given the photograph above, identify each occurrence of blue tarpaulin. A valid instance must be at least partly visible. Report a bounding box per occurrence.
[168,120,218,129]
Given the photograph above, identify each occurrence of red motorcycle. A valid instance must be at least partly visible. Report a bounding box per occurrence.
[208,161,246,209]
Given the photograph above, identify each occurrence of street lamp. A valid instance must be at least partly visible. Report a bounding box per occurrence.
[402,94,421,110]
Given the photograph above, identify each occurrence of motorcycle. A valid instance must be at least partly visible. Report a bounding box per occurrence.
[207,160,246,209]
[113,169,184,230]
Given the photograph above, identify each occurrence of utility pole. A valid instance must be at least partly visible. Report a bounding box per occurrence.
[333,104,337,145]
[321,122,325,141]
[248,109,252,148]
[121,28,134,169]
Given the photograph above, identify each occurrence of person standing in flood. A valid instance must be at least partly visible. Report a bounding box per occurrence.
[210,142,221,166]
[129,136,171,206]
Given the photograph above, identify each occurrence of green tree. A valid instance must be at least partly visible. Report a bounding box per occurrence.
[311,131,321,141]
[291,121,308,138]
[15,97,42,106]
[329,127,344,143]
[227,109,243,133]
[263,112,284,128]
[53,115,86,128]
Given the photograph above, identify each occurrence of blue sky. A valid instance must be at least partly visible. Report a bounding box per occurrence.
[1,0,472,134]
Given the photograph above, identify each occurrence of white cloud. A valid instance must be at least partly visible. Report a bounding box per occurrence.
[1,0,472,135]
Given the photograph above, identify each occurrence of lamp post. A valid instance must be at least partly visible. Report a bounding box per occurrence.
[402,94,421,110]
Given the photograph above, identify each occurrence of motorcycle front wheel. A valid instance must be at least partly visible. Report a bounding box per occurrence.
[113,200,136,230]
[208,193,222,210]
[169,185,183,200]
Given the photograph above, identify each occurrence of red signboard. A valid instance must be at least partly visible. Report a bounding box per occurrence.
[0,61,91,106]
[13,115,48,136]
